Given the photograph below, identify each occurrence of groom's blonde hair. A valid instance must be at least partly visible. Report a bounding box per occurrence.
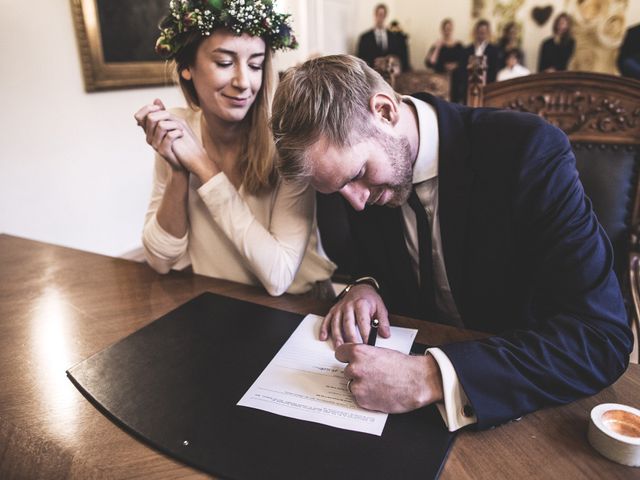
[271,54,400,181]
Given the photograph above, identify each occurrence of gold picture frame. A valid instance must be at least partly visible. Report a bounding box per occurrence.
[70,0,174,92]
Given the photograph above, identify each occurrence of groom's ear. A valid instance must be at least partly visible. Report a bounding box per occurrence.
[369,92,400,127]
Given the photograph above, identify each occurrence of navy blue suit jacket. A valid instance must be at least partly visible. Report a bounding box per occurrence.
[344,93,632,429]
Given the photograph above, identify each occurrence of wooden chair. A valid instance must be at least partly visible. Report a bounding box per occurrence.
[374,54,450,100]
[468,70,640,362]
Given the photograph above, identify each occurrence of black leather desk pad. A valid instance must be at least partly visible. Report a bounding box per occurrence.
[67,292,455,479]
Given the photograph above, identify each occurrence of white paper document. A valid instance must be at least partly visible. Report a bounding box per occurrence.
[237,314,418,436]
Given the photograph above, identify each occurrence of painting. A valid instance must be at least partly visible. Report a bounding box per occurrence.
[70,0,174,92]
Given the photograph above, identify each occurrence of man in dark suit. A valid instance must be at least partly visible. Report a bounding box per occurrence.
[617,23,640,79]
[356,3,410,72]
[271,55,632,431]
[451,19,499,103]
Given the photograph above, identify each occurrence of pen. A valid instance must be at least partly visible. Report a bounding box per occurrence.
[367,318,379,346]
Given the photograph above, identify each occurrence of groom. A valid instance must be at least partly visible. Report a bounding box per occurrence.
[270,54,631,431]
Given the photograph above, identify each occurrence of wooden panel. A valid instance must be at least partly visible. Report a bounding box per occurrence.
[481,72,640,145]
[442,368,640,479]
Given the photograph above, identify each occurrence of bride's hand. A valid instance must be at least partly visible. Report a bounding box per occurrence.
[134,99,184,171]
[169,121,219,183]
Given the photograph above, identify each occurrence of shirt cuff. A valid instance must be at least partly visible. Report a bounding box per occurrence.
[143,214,188,260]
[427,347,477,432]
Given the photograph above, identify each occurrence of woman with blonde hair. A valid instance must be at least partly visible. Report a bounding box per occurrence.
[135,0,335,296]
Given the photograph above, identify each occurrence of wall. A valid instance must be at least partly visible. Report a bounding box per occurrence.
[0,0,186,257]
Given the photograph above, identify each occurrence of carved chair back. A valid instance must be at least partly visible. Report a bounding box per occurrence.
[374,55,402,89]
[395,70,450,100]
[470,72,640,337]
[373,54,451,100]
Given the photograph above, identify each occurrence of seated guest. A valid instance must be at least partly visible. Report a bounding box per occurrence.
[538,13,575,72]
[271,54,632,430]
[425,18,463,74]
[136,0,335,296]
[356,3,410,72]
[497,48,531,81]
[617,23,640,79]
[497,21,524,70]
[451,19,499,103]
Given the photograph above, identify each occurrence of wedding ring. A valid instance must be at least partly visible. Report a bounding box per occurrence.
[346,379,353,394]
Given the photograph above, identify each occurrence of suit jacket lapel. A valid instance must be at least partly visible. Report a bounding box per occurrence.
[413,94,475,316]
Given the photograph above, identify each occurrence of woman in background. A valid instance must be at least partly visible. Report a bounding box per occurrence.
[135,0,335,296]
[497,21,524,70]
[538,13,575,72]
[425,18,463,74]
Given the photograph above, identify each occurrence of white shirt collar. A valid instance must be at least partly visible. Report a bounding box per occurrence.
[474,41,488,55]
[402,95,439,184]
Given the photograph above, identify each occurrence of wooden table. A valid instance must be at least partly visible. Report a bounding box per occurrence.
[1,234,638,479]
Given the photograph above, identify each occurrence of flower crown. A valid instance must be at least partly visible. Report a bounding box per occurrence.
[155,0,298,59]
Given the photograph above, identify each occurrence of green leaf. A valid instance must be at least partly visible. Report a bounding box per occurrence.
[207,0,223,10]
